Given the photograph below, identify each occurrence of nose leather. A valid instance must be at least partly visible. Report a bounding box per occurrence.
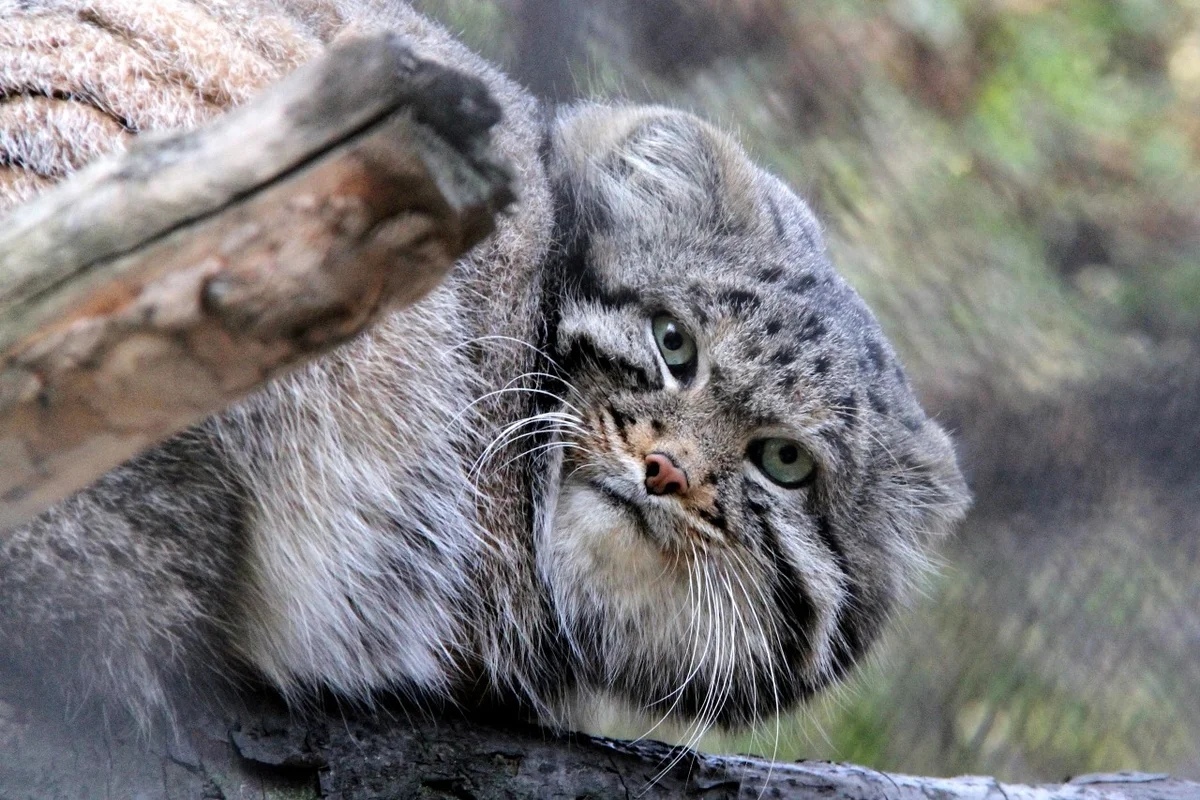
[644,452,689,496]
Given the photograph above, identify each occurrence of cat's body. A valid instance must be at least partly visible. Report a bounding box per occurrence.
[0,0,968,737]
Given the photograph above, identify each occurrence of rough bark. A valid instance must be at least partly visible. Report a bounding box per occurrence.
[0,32,512,533]
[0,698,1195,799]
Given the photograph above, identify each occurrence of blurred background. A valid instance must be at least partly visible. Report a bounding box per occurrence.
[414,0,1200,783]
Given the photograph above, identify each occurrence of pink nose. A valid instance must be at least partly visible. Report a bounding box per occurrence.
[644,452,689,496]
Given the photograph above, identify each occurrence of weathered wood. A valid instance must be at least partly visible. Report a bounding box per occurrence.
[1,699,1195,799]
[266,712,1200,800]
[0,33,512,532]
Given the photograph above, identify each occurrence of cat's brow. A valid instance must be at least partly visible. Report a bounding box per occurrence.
[561,334,658,392]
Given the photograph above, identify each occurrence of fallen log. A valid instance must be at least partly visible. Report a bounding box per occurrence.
[2,698,1196,799]
[0,32,512,532]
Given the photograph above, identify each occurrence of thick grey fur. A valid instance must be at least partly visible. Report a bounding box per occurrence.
[0,0,969,740]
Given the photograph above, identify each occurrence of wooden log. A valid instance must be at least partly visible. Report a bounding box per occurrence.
[2,698,1196,799]
[0,33,512,532]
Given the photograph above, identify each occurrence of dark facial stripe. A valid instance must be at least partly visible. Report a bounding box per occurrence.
[744,494,816,640]
[748,489,870,687]
[592,481,653,540]
[810,512,848,577]
[720,287,762,314]
[572,266,641,309]
[605,406,631,447]
[560,335,657,391]
[807,509,871,683]
[608,405,634,430]
[697,504,727,531]
[826,583,871,683]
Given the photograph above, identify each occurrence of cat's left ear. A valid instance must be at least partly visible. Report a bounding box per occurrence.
[547,103,762,236]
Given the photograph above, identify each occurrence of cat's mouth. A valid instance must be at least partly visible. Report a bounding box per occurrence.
[586,475,677,549]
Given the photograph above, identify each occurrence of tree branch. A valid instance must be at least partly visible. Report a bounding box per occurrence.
[242,710,1200,800]
[2,700,1196,799]
[0,33,512,532]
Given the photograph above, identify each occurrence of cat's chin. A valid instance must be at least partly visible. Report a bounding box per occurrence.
[541,477,805,728]
[546,477,679,594]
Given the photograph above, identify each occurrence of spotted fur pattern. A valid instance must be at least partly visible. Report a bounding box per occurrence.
[0,2,968,738]
[533,104,969,731]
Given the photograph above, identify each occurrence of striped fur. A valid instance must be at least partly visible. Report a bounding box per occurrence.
[0,2,968,741]
[538,105,969,731]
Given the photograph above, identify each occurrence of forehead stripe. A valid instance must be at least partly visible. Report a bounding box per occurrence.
[561,335,656,392]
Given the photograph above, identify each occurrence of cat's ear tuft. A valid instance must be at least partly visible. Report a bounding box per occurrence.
[548,104,759,235]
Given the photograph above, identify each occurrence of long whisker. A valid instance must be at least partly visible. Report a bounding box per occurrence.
[448,383,586,433]
[632,547,702,745]
[469,426,572,478]
[472,409,586,468]
[646,549,720,788]
[485,440,590,481]
[723,549,784,798]
[643,550,707,706]
[444,334,579,388]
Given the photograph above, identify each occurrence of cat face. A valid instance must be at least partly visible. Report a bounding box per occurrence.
[537,106,969,729]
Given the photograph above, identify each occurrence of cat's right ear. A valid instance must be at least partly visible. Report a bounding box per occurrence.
[546,103,761,237]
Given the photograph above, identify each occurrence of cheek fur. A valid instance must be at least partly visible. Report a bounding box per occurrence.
[543,475,840,724]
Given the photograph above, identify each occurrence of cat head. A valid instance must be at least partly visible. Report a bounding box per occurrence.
[537,104,969,729]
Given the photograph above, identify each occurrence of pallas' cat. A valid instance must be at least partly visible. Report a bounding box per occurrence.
[0,0,969,736]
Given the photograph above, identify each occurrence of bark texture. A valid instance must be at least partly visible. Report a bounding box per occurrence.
[0,33,511,532]
[1,698,1196,799]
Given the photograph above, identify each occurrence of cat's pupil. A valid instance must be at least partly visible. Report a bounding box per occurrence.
[662,327,684,351]
[779,444,798,464]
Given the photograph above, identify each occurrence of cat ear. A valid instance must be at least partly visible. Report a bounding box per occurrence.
[548,104,761,235]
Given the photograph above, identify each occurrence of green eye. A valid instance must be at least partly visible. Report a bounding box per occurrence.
[652,315,697,379]
[751,438,816,488]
